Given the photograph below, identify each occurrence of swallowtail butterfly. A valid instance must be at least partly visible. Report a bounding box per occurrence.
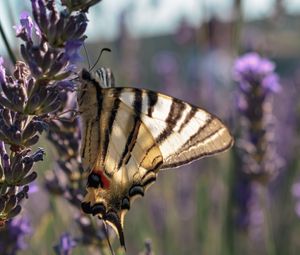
[78,68,233,248]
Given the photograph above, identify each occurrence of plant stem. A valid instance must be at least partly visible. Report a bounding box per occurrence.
[0,21,17,65]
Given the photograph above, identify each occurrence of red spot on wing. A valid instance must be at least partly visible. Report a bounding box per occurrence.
[93,169,111,189]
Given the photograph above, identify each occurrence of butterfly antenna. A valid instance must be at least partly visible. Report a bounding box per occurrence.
[89,48,111,72]
[83,43,91,70]
[103,221,116,255]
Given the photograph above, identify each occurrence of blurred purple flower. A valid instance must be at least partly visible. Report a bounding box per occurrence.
[292,182,300,200]
[233,52,281,94]
[233,52,282,234]
[9,217,32,249]
[28,183,39,194]
[54,233,77,255]
[0,216,32,254]
[233,52,281,179]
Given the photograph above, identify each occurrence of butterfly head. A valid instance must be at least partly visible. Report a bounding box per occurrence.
[79,68,115,89]
[78,68,115,113]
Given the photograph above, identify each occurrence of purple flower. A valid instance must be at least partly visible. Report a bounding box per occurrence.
[9,217,32,249]
[64,40,84,63]
[54,233,77,255]
[233,52,282,234]
[262,73,281,92]
[14,12,33,37]
[233,52,281,94]
[0,216,32,254]
[13,11,41,42]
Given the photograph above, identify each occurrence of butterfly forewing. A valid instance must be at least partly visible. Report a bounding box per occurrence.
[78,69,233,248]
[118,88,233,169]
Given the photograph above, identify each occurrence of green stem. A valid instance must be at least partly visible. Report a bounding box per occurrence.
[232,0,243,55]
[259,184,276,255]
[0,21,16,65]
[223,150,238,255]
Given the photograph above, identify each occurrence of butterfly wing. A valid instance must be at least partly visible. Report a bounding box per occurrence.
[79,84,164,248]
[118,88,233,169]
[78,70,233,248]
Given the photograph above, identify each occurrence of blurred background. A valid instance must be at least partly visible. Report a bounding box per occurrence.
[1,0,300,254]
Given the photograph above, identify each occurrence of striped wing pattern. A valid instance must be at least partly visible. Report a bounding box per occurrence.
[77,69,233,248]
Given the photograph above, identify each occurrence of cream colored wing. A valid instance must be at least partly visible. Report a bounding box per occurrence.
[117,88,233,169]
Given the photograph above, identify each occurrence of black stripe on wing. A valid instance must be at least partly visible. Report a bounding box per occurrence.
[147,91,158,117]
[102,89,122,162]
[81,120,89,159]
[178,107,197,133]
[88,120,96,165]
[179,116,213,150]
[117,89,143,169]
[156,99,186,144]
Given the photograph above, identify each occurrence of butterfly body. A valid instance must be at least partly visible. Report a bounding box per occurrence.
[78,68,233,248]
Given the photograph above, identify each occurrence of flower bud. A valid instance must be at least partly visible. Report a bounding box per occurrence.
[6,205,22,219]
[18,171,37,186]
[23,134,39,147]
[4,195,17,214]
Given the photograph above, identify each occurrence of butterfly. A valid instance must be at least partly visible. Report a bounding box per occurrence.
[77,68,233,249]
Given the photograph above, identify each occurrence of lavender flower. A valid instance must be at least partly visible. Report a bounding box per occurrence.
[13,11,41,42]
[64,40,84,64]
[18,1,87,81]
[233,52,280,94]
[0,0,108,253]
[0,139,44,223]
[0,216,32,255]
[0,0,88,226]
[54,233,77,255]
[232,52,282,237]
[233,52,281,181]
